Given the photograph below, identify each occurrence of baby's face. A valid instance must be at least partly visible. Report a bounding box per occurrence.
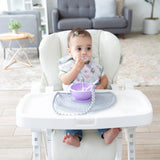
[68,35,92,62]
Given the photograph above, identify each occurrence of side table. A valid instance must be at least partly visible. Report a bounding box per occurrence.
[0,32,34,69]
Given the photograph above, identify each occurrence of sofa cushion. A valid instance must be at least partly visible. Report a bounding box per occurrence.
[92,17,127,29]
[58,18,92,30]
[58,0,95,19]
[95,0,116,18]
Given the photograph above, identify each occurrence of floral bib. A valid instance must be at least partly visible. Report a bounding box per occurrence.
[58,55,104,90]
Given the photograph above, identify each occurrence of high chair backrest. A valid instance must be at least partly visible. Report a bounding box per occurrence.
[39,30,121,91]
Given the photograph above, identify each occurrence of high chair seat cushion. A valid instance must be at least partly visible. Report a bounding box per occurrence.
[52,130,117,160]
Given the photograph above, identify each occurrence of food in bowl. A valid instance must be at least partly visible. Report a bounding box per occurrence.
[70,82,95,102]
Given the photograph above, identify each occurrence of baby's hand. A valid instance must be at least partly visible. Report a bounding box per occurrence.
[96,84,105,89]
[75,57,85,71]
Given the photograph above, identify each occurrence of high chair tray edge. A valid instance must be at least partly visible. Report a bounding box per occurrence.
[16,90,152,130]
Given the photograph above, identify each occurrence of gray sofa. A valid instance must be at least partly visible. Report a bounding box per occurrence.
[52,0,132,37]
[0,11,42,53]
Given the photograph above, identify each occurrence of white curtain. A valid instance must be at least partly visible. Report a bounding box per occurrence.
[0,0,8,11]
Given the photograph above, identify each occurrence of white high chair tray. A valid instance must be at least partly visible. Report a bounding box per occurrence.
[16,90,152,130]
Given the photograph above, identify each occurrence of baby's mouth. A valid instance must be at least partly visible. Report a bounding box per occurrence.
[81,56,89,62]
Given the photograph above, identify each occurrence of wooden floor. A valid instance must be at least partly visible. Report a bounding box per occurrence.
[0,86,159,160]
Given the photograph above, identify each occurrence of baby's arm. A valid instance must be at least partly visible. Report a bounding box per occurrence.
[60,58,85,85]
[96,74,108,89]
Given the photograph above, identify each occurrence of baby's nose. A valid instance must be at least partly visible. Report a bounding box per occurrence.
[81,49,87,55]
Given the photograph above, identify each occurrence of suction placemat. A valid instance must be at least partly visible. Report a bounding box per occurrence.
[52,92,116,115]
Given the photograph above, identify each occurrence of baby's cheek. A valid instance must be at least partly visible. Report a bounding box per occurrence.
[88,55,92,60]
[89,53,92,58]
[75,54,80,59]
[73,55,79,61]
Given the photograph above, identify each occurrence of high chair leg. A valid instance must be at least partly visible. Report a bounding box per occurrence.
[32,130,41,160]
[125,127,136,160]
[42,129,53,160]
[115,131,123,160]
[46,129,53,160]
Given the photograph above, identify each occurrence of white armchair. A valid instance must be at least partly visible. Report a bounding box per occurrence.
[39,30,122,160]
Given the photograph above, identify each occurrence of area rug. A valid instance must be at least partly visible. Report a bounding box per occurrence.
[0,48,41,90]
[118,33,160,86]
[0,33,160,90]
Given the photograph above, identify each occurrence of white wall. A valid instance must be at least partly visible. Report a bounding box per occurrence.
[47,0,160,33]
[7,0,24,11]
[125,0,160,32]
[0,0,8,11]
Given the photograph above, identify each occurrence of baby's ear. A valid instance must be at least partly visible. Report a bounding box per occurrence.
[67,48,72,56]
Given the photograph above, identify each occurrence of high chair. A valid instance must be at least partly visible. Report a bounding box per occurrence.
[16,30,152,160]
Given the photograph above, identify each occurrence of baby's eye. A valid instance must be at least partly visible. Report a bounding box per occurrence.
[87,47,91,51]
[77,48,81,51]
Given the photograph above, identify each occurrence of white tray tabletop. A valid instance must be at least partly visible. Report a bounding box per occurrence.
[16,90,152,129]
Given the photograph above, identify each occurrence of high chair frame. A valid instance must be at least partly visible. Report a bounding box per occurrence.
[16,30,152,160]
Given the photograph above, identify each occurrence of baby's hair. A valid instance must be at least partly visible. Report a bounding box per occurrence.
[67,28,91,47]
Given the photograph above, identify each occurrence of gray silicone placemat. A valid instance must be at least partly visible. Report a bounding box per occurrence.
[52,92,116,114]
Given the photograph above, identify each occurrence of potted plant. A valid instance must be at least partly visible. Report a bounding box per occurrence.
[41,25,46,36]
[8,19,21,34]
[143,0,159,34]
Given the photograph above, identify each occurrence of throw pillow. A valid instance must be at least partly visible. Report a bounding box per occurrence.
[116,0,125,17]
[95,0,116,18]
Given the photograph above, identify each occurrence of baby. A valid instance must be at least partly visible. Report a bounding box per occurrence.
[58,28,121,147]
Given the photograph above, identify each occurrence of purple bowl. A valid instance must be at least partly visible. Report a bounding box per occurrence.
[70,83,95,102]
